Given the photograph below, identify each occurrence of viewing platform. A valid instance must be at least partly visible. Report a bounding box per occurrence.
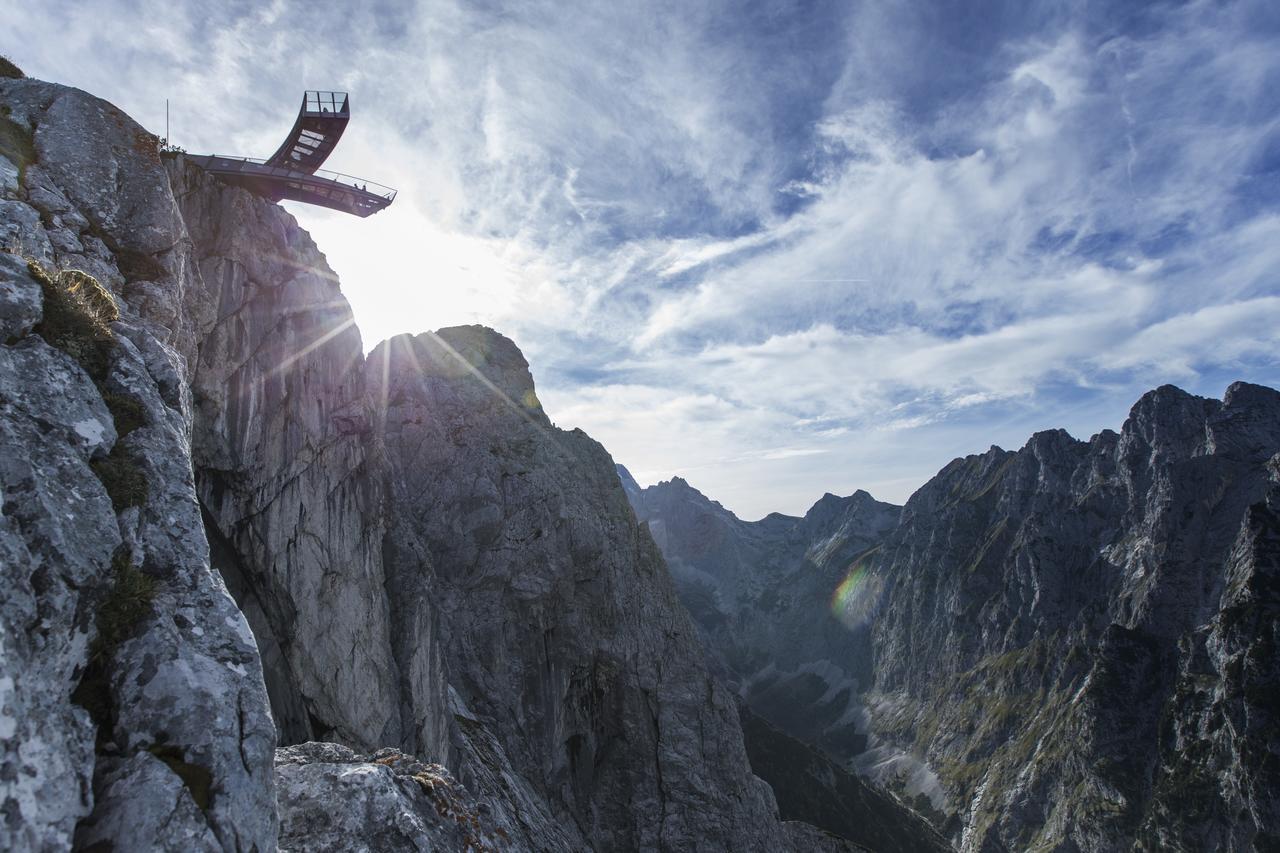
[190,91,396,217]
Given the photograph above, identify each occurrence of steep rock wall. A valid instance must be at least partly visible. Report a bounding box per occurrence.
[862,383,1280,850]
[0,78,277,851]
[370,328,792,851]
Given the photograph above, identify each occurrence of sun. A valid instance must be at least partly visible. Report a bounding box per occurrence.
[290,201,528,353]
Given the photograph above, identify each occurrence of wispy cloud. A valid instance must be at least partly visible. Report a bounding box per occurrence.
[7,0,1279,518]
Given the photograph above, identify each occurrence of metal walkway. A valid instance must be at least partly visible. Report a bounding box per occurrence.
[190,91,395,217]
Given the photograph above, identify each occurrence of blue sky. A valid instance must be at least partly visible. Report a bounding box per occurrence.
[8,0,1280,518]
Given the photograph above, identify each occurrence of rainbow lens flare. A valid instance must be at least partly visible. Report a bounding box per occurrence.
[830,558,884,630]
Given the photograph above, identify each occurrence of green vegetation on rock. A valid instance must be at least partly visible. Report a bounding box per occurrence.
[27,260,151,510]
[91,452,150,511]
[0,56,23,79]
[28,260,117,380]
[72,547,158,730]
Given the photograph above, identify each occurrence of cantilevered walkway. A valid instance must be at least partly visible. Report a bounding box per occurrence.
[189,91,396,217]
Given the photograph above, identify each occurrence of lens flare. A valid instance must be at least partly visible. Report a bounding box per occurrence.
[830,555,884,630]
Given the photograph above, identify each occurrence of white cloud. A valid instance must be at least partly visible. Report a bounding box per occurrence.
[6,0,1279,518]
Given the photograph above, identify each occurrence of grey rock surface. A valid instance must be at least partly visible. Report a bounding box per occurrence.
[859,383,1280,850]
[0,252,41,339]
[0,335,118,852]
[0,77,277,852]
[170,155,409,754]
[370,327,792,851]
[74,751,221,853]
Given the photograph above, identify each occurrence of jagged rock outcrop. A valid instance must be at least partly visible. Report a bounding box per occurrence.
[0,78,277,851]
[859,383,1280,851]
[1,73,828,852]
[274,742,515,852]
[370,328,791,851]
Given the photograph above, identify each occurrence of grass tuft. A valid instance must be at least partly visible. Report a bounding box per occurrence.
[29,260,117,380]
[101,392,148,437]
[91,452,149,511]
[95,549,158,650]
[0,56,22,79]
[28,260,149,511]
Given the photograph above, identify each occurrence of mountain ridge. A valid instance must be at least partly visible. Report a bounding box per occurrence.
[624,380,1280,851]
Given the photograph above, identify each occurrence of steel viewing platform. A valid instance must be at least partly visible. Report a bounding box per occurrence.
[189,91,396,217]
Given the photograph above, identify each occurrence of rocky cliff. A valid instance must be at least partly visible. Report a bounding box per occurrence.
[863,383,1280,851]
[627,384,1280,851]
[0,72,857,851]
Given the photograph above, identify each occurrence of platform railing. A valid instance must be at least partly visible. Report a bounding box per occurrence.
[201,155,396,201]
[302,91,350,115]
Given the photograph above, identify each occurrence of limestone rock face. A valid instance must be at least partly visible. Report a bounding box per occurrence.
[0,330,117,852]
[0,77,277,852]
[169,158,408,754]
[860,383,1280,851]
[370,328,790,851]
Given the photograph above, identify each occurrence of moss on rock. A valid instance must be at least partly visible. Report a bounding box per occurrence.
[72,547,158,731]
[101,392,148,437]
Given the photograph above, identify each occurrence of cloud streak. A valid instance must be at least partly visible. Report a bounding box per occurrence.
[6,0,1279,518]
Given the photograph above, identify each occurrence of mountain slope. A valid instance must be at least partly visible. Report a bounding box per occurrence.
[628,384,1280,851]
[863,383,1280,850]
[622,473,955,850]
[624,472,899,760]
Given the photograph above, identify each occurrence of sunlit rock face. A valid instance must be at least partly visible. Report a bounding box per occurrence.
[862,383,1280,851]
[169,156,412,754]
[0,78,277,851]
